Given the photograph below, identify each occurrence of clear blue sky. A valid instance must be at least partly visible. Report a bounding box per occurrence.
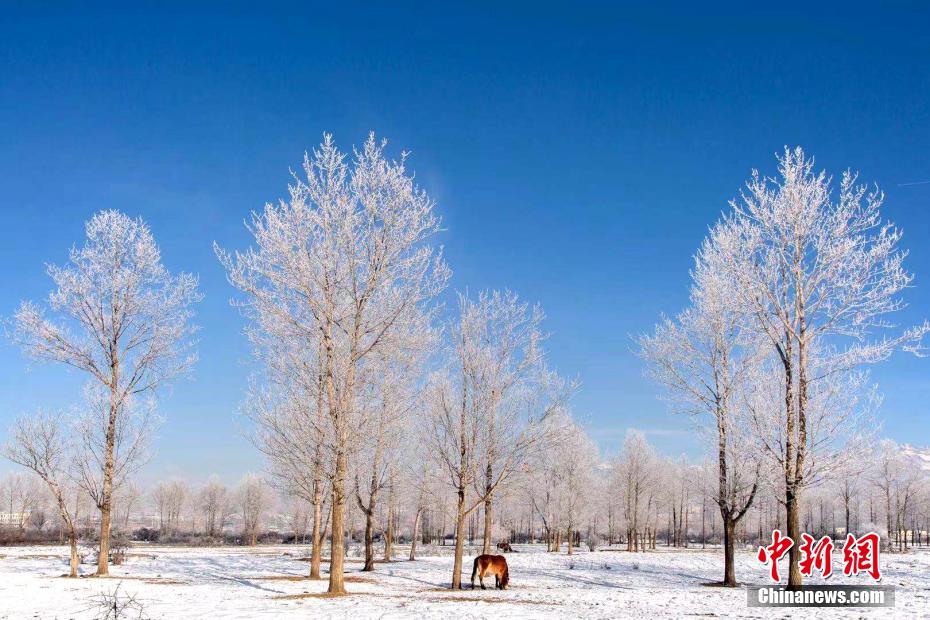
[1,3,928,484]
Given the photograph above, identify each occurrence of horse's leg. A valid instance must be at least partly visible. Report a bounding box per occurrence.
[479,571,486,590]
[495,574,500,589]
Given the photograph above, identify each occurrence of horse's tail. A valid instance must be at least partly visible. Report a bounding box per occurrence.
[471,556,480,588]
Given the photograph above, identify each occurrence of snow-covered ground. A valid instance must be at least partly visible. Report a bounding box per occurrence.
[0,543,926,618]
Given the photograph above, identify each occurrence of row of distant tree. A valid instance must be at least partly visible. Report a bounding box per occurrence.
[4,430,926,561]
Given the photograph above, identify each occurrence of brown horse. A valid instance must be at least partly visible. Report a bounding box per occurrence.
[471,554,510,590]
[496,541,514,553]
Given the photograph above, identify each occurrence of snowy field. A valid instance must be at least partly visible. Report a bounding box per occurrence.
[0,543,927,619]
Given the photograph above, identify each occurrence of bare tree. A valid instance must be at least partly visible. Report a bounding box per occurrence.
[114,481,142,533]
[404,456,434,561]
[4,413,83,576]
[285,498,310,543]
[74,387,159,539]
[152,480,188,536]
[0,472,41,530]
[711,148,928,587]
[218,134,448,594]
[237,474,271,546]
[199,477,229,539]
[834,458,863,537]
[12,210,200,575]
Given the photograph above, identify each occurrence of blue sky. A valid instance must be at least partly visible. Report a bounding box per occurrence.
[1,3,928,484]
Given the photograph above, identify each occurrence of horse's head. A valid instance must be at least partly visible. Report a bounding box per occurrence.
[500,562,510,589]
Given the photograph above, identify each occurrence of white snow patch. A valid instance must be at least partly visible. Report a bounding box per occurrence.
[0,543,925,618]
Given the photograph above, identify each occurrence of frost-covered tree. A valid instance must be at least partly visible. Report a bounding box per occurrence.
[114,481,142,533]
[833,455,865,537]
[4,413,83,576]
[152,479,188,536]
[612,430,659,552]
[525,415,565,552]
[245,358,330,577]
[402,423,437,561]
[868,440,925,551]
[354,352,424,571]
[427,291,568,588]
[710,148,928,587]
[218,134,448,593]
[468,290,548,555]
[237,474,272,546]
[0,472,41,530]
[13,210,200,575]
[74,386,159,537]
[199,477,230,539]
[285,497,311,543]
[552,419,597,555]
[640,237,762,585]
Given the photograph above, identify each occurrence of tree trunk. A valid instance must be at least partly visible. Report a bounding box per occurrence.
[384,507,394,562]
[701,498,706,549]
[362,510,375,571]
[68,530,79,578]
[684,503,689,547]
[482,394,498,555]
[786,487,802,589]
[310,473,323,579]
[384,478,395,562]
[409,508,422,561]
[780,331,803,590]
[482,490,493,555]
[97,395,119,576]
[790,316,810,589]
[845,499,851,537]
[451,487,466,589]
[722,516,736,586]
[97,499,112,575]
[327,448,348,594]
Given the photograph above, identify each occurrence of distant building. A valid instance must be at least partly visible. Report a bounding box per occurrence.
[0,511,30,527]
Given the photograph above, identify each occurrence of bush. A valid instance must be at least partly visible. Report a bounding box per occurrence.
[133,527,160,543]
[89,531,132,565]
[110,532,131,565]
